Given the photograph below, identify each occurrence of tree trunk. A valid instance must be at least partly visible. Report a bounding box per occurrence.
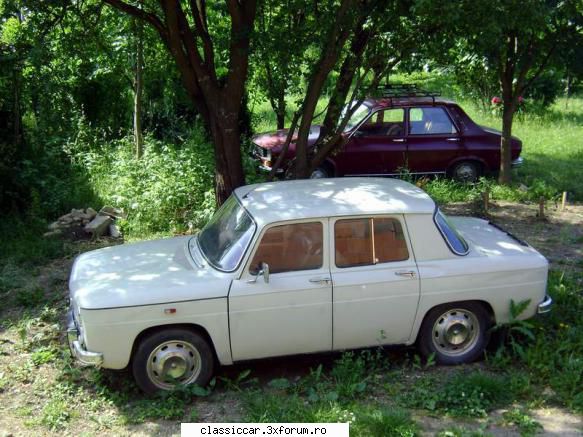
[276,93,286,129]
[498,102,515,184]
[134,16,144,159]
[294,0,355,178]
[209,112,245,205]
[13,67,22,148]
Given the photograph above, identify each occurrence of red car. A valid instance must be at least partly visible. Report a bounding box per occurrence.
[253,94,523,182]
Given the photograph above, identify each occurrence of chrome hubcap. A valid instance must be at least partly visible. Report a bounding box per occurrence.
[456,164,476,182]
[146,340,201,390]
[310,168,327,179]
[432,309,479,356]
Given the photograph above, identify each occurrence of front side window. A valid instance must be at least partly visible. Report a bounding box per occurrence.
[197,196,256,271]
[409,107,457,135]
[434,209,469,255]
[358,108,404,137]
[250,222,323,274]
[335,217,408,268]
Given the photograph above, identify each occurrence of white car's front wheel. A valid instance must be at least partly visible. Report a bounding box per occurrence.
[418,302,491,365]
[132,328,214,394]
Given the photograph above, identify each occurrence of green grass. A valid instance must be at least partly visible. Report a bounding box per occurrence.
[460,97,583,200]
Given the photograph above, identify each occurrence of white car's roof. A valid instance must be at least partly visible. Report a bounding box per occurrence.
[235,177,435,225]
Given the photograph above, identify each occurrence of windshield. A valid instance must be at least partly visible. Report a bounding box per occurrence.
[198,195,256,271]
[343,102,371,132]
[434,209,469,255]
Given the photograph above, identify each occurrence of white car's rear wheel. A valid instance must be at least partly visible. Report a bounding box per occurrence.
[132,328,214,394]
[418,302,490,365]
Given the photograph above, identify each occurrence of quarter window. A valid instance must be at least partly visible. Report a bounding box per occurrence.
[409,107,457,135]
[250,222,323,274]
[335,218,408,268]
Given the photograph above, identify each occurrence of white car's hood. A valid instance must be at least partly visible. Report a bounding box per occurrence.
[69,236,231,310]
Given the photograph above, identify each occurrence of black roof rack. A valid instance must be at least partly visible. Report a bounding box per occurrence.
[376,84,441,104]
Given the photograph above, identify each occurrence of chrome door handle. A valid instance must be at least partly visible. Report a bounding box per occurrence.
[446,137,460,142]
[395,270,416,278]
[392,138,406,143]
[309,277,332,284]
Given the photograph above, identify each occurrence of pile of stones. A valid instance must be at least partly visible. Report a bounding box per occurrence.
[44,206,124,239]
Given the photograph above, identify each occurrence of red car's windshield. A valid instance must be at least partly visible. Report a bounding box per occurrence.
[343,102,371,131]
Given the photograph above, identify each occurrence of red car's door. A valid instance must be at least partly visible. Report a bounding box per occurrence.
[335,108,407,176]
[406,106,462,174]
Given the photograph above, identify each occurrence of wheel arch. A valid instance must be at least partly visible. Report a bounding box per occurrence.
[316,158,337,177]
[447,157,489,176]
[130,323,220,367]
[411,299,496,344]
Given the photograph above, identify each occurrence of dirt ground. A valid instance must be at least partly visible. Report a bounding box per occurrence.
[0,200,581,436]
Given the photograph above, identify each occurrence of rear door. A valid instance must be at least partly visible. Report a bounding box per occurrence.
[406,106,462,174]
[330,215,420,349]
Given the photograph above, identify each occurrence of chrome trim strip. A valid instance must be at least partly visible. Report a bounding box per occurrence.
[537,295,553,314]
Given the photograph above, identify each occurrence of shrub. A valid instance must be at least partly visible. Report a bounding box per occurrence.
[71,126,216,236]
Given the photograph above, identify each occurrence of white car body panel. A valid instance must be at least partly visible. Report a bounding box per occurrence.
[66,178,549,371]
[329,215,421,349]
[69,236,231,309]
[229,218,332,360]
[80,298,232,368]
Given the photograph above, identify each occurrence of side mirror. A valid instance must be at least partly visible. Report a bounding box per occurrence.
[261,262,270,283]
[247,262,270,284]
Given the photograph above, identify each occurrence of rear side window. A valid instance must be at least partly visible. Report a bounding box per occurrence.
[434,210,469,255]
[250,222,323,274]
[335,218,408,268]
[409,107,457,135]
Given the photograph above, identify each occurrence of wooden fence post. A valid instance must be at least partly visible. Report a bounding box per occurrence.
[482,190,489,214]
[561,192,567,211]
[538,197,545,219]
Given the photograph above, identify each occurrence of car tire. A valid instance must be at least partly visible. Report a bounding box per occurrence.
[451,161,480,183]
[132,328,215,394]
[418,302,491,365]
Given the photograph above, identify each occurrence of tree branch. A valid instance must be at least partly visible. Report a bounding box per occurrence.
[102,0,168,41]
[189,0,216,72]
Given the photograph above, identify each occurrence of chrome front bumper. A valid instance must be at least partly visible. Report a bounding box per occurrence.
[67,309,103,366]
[511,157,524,168]
[537,295,553,314]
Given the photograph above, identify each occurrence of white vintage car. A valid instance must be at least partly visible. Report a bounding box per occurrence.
[67,178,551,393]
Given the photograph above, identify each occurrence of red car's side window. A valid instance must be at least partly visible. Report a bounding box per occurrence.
[409,107,458,135]
[358,108,404,137]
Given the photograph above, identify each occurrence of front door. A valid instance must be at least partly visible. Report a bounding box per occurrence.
[336,108,407,176]
[330,216,420,349]
[229,220,332,361]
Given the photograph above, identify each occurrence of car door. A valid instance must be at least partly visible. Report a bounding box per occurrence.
[336,108,407,175]
[406,106,462,174]
[229,219,332,361]
[330,215,420,349]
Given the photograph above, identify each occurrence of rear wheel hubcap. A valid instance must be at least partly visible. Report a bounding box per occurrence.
[432,309,480,356]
